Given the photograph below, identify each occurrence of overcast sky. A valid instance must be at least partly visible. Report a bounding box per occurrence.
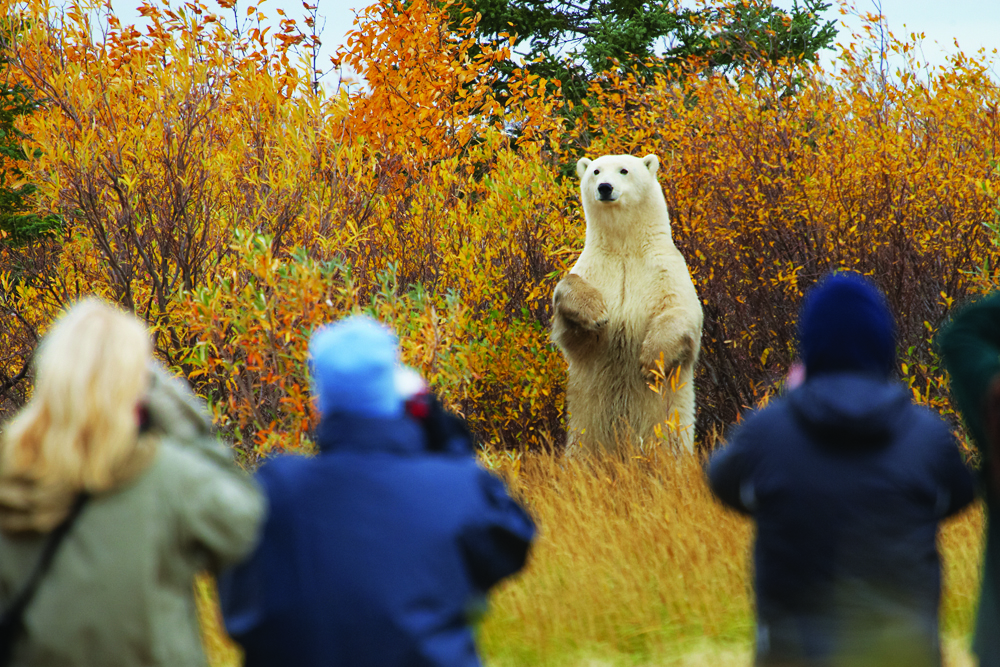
[819,0,999,72]
[106,0,999,86]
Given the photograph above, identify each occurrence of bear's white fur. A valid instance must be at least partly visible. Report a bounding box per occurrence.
[552,153,703,454]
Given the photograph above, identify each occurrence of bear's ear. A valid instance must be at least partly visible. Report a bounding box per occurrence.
[643,154,660,175]
[576,158,592,180]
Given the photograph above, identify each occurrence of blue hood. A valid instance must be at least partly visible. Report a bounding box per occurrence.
[313,413,427,455]
[790,374,911,444]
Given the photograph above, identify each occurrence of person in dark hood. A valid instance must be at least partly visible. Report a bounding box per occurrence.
[218,315,535,667]
[937,291,1000,667]
[708,272,975,667]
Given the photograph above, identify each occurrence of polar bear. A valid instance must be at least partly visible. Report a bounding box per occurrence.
[552,153,703,454]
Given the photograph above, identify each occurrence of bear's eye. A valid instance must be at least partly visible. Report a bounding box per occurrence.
[620,168,628,175]
[593,169,600,175]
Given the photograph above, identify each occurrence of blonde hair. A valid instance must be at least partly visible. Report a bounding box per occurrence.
[0,299,156,501]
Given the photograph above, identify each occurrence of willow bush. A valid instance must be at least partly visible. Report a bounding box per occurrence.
[0,0,997,454]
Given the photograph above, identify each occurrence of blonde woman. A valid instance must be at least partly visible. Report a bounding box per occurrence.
[0,299,264,666]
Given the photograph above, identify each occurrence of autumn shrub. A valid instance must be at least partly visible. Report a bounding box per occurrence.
[0,0,334,411]
[1,0,998,456]
[173,206,567,459]
[976,159,1000,290]
[0,0,574,450]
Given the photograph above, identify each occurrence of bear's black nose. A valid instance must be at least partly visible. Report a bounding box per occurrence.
[597,182,614,199]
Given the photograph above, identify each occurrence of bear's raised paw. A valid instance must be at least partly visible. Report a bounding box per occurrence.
[553,273,608,332]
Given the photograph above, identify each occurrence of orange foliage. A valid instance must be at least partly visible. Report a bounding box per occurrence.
[0,0,998,455]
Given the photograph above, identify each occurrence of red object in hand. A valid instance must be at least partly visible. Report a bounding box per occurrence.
[396,366,431,421]
[405,391,432,420]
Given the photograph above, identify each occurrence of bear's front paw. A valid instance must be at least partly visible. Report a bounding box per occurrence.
[640,351,679,387]
[570,311,608,332]
[553,274,608,331]
[639,353,661,382]
[640,332,695,383]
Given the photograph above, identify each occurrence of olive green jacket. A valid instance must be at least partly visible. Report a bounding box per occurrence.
[938,292,1000,667]
[0,366,265,666]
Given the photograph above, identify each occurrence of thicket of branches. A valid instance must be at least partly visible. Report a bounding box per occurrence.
[0,0,997,456]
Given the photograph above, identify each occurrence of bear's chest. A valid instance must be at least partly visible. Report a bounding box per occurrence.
[575,252,671,321]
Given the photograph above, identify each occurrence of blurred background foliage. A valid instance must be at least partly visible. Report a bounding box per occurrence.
[0,0,997,461]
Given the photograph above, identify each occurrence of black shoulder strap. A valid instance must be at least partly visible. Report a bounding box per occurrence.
[0,493,89,633]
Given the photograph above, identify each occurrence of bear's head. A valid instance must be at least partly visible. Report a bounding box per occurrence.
[576,154,661,210]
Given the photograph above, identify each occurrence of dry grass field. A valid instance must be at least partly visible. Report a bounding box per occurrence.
[195,445,986,667]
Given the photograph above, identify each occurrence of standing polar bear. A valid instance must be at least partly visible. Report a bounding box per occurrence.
[552,153,703,454]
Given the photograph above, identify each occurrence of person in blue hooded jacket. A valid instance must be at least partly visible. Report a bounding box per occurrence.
[218,315,536,667]
[708,272,975,667]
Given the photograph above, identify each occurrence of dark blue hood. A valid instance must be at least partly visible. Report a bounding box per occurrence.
[799,273,897,380]
[790,374,911,444]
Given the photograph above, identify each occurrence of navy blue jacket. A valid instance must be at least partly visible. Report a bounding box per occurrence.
[218,414,535,667]
[709,373,974,667]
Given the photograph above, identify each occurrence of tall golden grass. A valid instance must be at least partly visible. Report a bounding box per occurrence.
[196,444,985,667]
[479,447,751,666]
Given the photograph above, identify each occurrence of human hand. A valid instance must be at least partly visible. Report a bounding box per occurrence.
[785,360,806,390]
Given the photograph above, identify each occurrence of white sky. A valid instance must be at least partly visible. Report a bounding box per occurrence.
[813,0,999,74]
[103,0,999,86]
